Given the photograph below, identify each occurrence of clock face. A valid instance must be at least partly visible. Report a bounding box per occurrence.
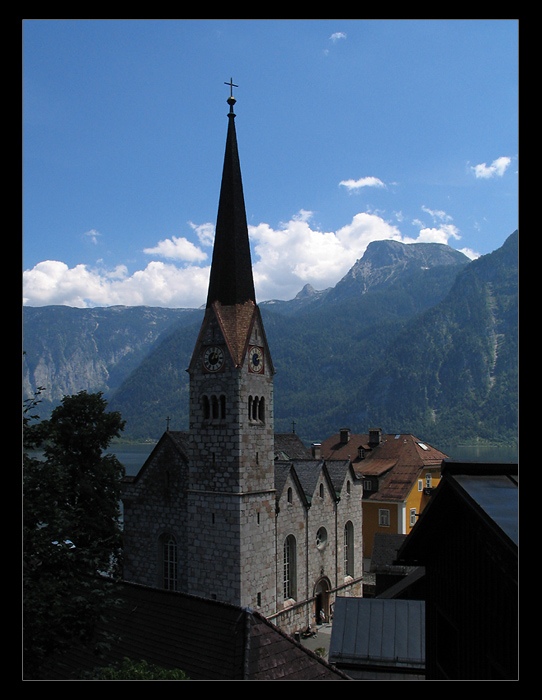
[248,346,264,373]
[202,345,225,372]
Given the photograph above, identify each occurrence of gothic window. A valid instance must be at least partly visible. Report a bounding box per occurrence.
[159,533,178,591]
[283,535,297,599]
[202,395,210,419]
[319,483,324,498]
[344,521,354,576]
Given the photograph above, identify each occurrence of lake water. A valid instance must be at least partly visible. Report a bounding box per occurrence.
[113,442,518,477]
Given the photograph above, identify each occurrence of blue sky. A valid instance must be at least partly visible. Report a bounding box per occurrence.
[23,19,518,308]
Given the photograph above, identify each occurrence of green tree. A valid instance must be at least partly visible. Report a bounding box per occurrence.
[85,658,189,680]
[23,390,126,679]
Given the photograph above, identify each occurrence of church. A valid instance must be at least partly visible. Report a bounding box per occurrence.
[121,85,364,635]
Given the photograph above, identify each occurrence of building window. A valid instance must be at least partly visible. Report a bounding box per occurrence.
[287,487,293,504]
[363,479,372,491]
[346,480,351,495]
[248,395,265,423]
[203,393,226,421]
[283,535,297,599]
[418,479,423,491]
[316,527,328,549]
[160,533,178,591]
[211,394,219,419]
[319,483,324,498]
[378,509,390,527]
[426,473,432,488]
[344,521,354,576]
[410,508,417,527]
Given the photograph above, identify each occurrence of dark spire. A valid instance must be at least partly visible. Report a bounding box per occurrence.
[206,81,256,308]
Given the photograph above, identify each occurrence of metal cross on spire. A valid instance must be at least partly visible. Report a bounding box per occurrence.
[224,77,238,98]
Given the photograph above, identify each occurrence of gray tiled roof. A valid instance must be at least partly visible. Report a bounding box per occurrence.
[41,580,349,680]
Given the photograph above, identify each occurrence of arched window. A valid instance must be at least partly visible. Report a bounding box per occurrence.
[319,483,324,498]
[287,487,293,504]
[283,535,297,599]
[344,521,354,576]
[159,533,178,591]
[211,395,219,419]
[248,395,265,423]
[203,393,226,422]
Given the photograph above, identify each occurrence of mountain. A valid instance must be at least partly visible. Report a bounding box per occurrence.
[22,235,518,449]
[22,305,202,405]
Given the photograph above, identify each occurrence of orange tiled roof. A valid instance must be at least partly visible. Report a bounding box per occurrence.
[320,431,448,503]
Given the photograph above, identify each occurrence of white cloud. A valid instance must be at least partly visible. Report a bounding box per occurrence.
[23,210,475,308]
[339,176,385,191]
[83,229,101,245]
[420,205,453,223]
[330,32,347,42]
[23,259,210,308]
[143,235,208,262]
[471,156,511,179]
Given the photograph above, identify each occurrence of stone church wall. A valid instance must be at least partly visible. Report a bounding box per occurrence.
[121,438,188,588]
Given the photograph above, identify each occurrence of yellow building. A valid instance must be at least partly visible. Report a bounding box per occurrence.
[319,428,447,565]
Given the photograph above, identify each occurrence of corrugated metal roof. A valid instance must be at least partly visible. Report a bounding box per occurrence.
[329,597,425,670]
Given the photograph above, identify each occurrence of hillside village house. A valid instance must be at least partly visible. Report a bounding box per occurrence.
[319,428,448,567]
[121,87,364,636]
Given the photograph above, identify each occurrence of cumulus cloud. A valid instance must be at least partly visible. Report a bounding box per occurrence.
[143,235,208,262]
[23,260,210,308]
[339,176,385,191]
[471,156,511,179]
[23,209,475,308]
[330,32,347,42]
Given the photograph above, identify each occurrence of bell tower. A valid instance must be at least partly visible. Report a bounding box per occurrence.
[185,83,276,614]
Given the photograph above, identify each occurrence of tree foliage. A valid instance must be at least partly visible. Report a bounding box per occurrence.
[84,658,189,680]
[23,390,126,679]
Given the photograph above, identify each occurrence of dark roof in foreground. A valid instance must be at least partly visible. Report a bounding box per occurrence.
[396,460,518,566]
[41,580,349,681]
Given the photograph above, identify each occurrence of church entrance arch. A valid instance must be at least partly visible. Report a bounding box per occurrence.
[313,577,331,626]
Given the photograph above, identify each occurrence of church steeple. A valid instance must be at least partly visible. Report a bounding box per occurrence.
[206,81,256,308]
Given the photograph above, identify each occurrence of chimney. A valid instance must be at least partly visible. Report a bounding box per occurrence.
[368,428,382,447]
[339,428,351,444]
[312,443,321,459]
